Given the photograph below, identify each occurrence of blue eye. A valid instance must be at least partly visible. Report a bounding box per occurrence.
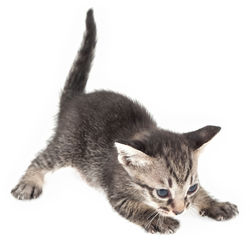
[156,189,169,198]
[188,184,198,194]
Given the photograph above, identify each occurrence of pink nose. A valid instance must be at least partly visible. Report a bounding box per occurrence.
[173,209,184,215]
[172,200,185,215]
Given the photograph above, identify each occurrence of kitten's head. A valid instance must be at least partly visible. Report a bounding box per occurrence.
[115,126,221,216]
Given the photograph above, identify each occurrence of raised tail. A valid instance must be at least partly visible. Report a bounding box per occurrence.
[60,9,96,107]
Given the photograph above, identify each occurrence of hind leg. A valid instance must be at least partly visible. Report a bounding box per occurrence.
[11,144,63,200]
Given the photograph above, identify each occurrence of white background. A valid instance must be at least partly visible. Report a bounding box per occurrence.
[0,0,249,249]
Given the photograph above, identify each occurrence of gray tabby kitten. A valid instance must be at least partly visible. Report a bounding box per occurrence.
[11,9,238,234]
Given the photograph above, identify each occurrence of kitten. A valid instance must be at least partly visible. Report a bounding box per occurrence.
[11,9,238,234]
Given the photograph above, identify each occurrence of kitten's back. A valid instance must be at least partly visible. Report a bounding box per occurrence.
[57,90,156,145]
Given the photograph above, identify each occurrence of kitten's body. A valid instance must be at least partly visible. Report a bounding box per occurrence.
[11,10,238,233]
[57,90,155,188]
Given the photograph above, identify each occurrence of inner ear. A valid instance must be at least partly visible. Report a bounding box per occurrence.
[114,142,156,182]
[114,142,153,168]
[183,125,221,150]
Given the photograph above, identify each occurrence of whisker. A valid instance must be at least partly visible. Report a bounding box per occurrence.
[145,211,159,230]
[146,210,157,220]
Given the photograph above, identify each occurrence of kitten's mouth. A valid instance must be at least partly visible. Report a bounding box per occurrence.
[158,207,185,217]
[158,207,172,216]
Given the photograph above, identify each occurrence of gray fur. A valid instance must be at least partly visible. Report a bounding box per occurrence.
[11,9,238,233]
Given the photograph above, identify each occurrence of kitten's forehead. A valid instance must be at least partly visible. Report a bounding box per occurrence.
[162,142,193,185]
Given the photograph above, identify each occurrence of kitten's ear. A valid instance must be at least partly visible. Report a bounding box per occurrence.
[184,125,221,150]
[114,142,153,177]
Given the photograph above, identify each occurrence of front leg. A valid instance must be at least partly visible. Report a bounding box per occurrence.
[11,144,63,200]
[110,198,180,234]
[191,186,239,221]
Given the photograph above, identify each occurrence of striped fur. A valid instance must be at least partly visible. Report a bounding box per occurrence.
[11,9,238,233]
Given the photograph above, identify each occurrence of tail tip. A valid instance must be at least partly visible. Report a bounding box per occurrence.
[87,8,94,18]
[86,8,95,29]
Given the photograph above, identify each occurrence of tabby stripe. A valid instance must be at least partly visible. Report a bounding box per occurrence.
[135,182,154,192]
[184,169,190,182]
[168,178,173,188]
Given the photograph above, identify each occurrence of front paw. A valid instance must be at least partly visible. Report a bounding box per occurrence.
[144,216,180,234]
[11,181,42,200]
[200,201,239,221]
